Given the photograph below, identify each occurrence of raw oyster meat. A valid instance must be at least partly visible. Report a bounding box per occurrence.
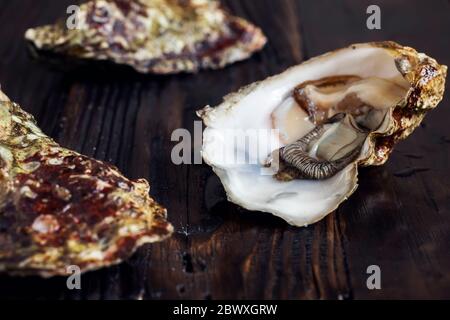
[0,90,173,277]
[25,0,267,74]
[198,42,447,227]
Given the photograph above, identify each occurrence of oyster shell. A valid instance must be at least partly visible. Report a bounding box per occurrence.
[0,90,173,277]
[198,42,447,227]
[25,0,267,74]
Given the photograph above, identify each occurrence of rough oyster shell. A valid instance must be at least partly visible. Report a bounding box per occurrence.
[198,42,447,227]
[25,0,267,74]
[0,90,173,277]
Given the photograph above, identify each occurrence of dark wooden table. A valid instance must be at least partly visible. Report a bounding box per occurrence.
[0,0,449,300]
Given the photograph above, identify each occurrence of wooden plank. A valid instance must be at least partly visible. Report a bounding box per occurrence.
[0,0,449,300]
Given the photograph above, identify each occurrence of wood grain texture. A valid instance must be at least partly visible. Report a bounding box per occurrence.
[0,0,449,300]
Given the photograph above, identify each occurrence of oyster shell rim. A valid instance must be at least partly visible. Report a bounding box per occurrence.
[198,41,447,226]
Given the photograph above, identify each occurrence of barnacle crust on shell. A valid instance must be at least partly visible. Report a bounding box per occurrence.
[198,41,447,226]
[25,0,267,74]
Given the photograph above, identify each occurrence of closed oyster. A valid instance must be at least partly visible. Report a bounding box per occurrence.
[198,42,447,227]
[0,90,172,277]
[25,0,267,74]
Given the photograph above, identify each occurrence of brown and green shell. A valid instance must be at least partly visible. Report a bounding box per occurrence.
[25,0,267,74]
[0,92,173,277]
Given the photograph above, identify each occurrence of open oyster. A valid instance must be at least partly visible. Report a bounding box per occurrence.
[198,42,447,227]
[0,90,172,277]
[25,0,267,74]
